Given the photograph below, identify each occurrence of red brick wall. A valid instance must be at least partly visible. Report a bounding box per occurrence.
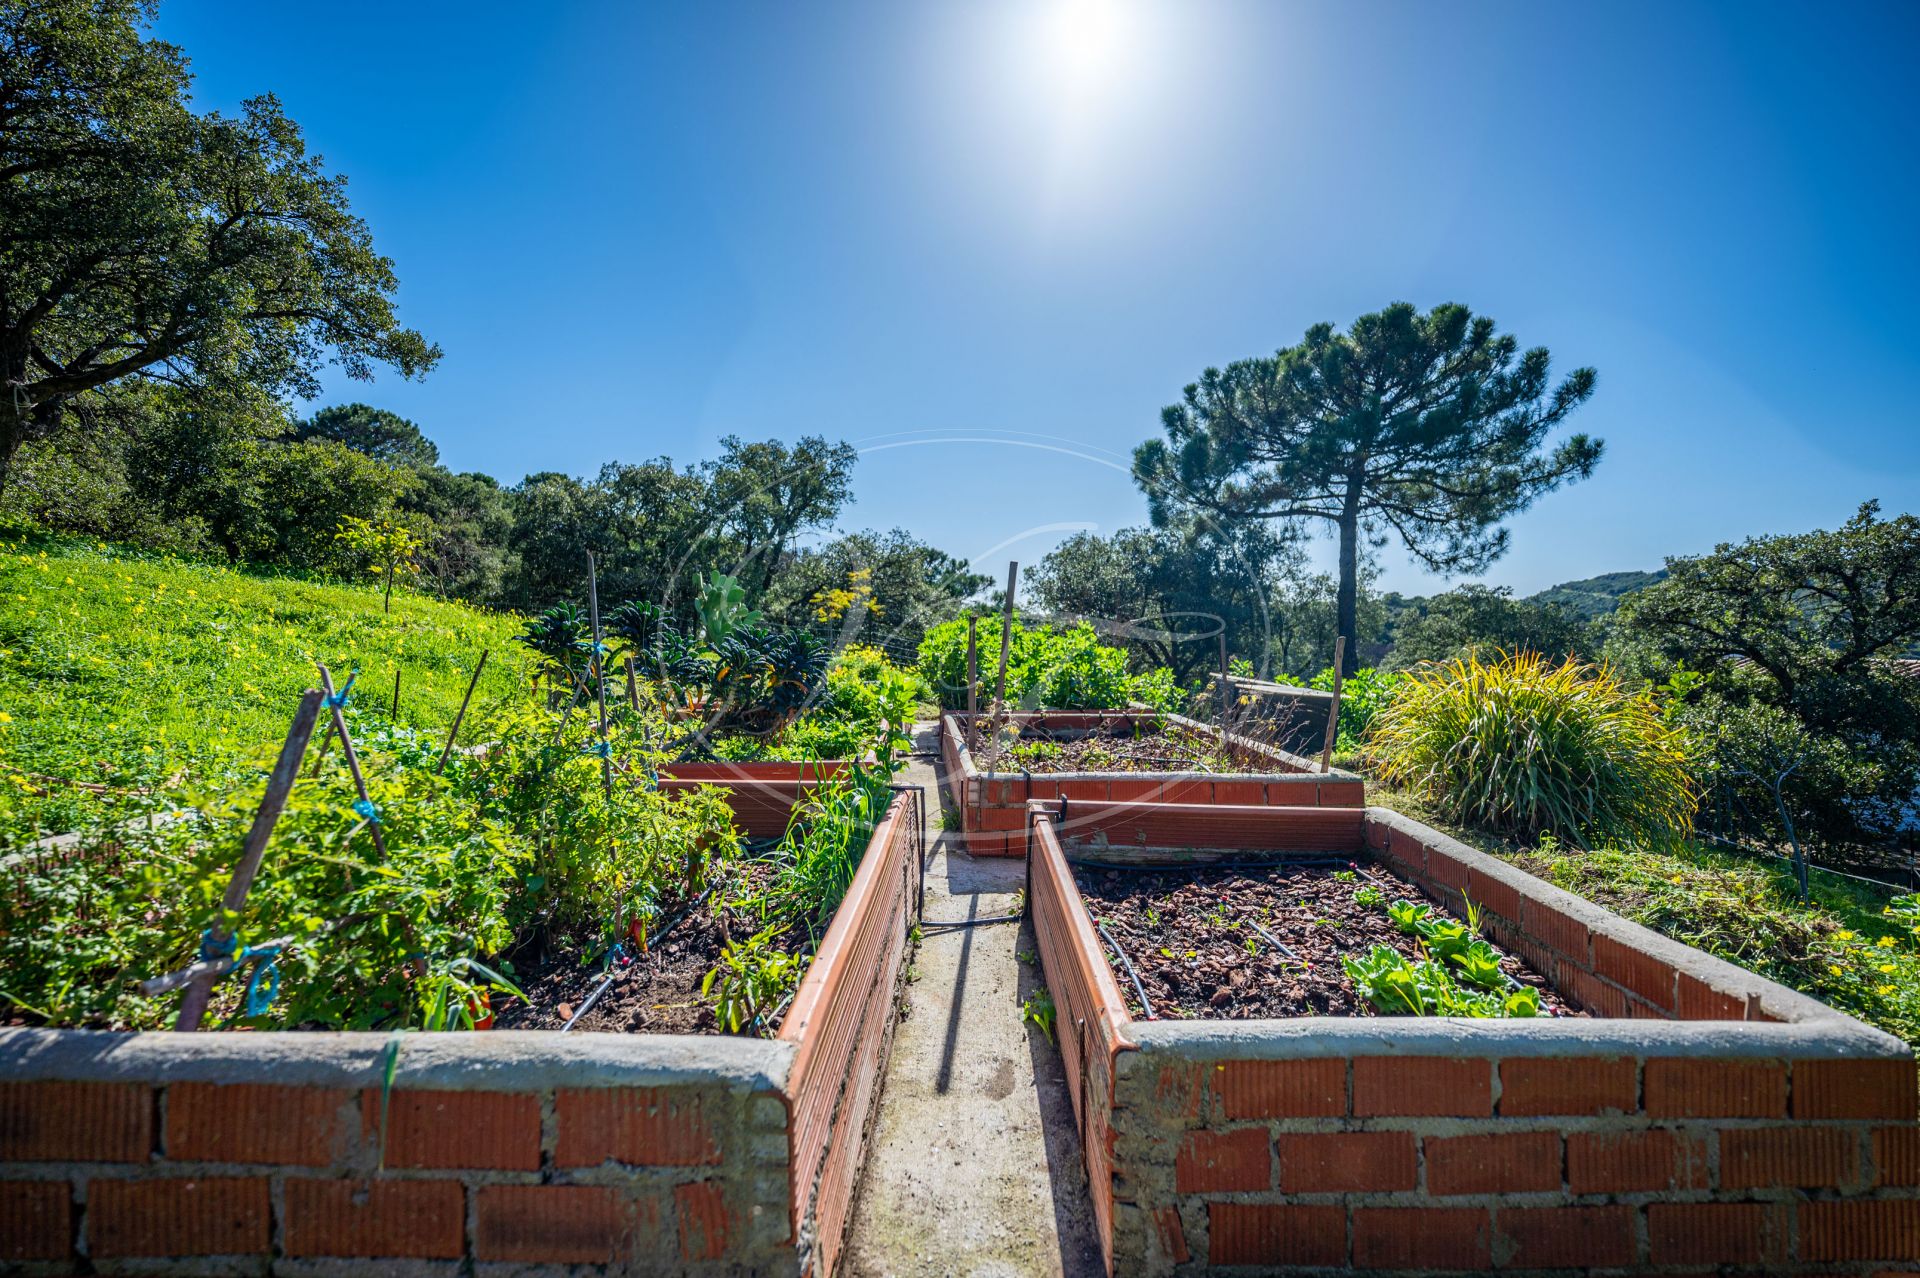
[945,714,1362,858]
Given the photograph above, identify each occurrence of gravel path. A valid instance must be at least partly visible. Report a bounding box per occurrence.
[840,724,1103,1278]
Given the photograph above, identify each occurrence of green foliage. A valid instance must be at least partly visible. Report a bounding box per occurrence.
[761,529,990,653]
[1615,502,1920,856]
[1021,985,1057,1044]
[1367,652,1700,847]
[917,619,1178,712]
[1386,584,1594,669]
[1341,943,1539,1018]
[1135,302,1600,672]
[1308,664,1405,751]
[756,768,895,937]
[335,515,427,613]
[1513,842,1920,1046]
[0,0,437,491]
[702,926,804,1033]
[296,404,439,469]
[694,570,761,645]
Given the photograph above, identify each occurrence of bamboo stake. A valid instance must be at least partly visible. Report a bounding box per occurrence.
[587,552,613,801]
[1319,636,1346,774]
[625,653,639,712]
[392,668,402,720]
[965,615,979,750]
[175,690,323,1031]
[437,648,489,774]
[1217,632,1232,723]
[987,562,1016,782]
[317,664,387,857]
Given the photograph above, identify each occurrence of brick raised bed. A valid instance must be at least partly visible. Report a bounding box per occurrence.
[657,760,853,839]
[1026,800,1919,1275]
[0,789,921,1276]
[942,712,1362,857]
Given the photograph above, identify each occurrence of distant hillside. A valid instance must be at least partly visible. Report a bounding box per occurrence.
[1527,569,1666,620]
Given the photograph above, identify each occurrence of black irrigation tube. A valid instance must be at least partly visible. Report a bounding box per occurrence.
[1241,915,1300,962]
[1096,920,1155,1020]
[561,887,712,1034]
[1064,854,1354,872]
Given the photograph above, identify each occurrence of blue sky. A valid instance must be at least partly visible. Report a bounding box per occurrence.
[157,1,1920,596]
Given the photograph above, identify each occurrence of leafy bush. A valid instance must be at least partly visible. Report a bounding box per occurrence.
[1307,664,1405,752]
[917,619,1177,712]
[1366,652,1700,846]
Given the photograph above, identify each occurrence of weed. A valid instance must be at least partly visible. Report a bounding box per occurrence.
[1021,986,1057,1043]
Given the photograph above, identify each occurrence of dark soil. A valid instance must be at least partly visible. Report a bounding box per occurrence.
[968,718,1286,775]
[1071,859,1575,1020]
[491,862,805,1035]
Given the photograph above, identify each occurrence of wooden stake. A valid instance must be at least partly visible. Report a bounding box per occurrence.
[391,668,401,720]
[965,615,979,750]
[1217,632,1232,723]
[1319,636,1346,774]
[625,653,639,712]
[987,562,1017,781]
[317,664,387,857]
[437,648,488,775]
[175,689,323,1031]
[587,552,613,802]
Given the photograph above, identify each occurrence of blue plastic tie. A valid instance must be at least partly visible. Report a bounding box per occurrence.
[240,948,281,1016]
[582,740,613,759]
[324,671,358,710]
[352,797,382,824]
[198,928,238,962]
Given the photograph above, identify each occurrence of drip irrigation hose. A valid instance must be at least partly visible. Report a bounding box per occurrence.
[561,888,711,1034]
[1241,915,1300,963]
[1096,920,1155,1020]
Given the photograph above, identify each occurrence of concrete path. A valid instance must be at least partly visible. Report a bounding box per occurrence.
[840,724,1104,1278]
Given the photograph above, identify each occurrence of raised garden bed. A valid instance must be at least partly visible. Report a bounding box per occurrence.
[1025,798,1920,1275]
[942,711,1362,857]
[0,785,924,1277]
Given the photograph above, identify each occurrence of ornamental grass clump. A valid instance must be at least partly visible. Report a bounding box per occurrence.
[1366,651,1699,847]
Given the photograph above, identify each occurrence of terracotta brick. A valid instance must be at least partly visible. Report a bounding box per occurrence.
[1558,966,1630,1017]
[1425,1131,1562,1195]
[1465,871,1523,924]
[676,1181,731,1263]
[1567,1129,1706,1193]
[1675,971,1746,1020]
[1214,1059,1344,1118]
[1498,1056,1637,1116]
[476,1185,623,1264]
[167,1083,351,1167]
[0,1081,150,1162]
[1386,825,1428,873]
[1268,777,1321,807]
[0,1180,71,1261]
[1520,896,1590,964]
[1592,934,1677,1009]
[1153,1063,1205,1121]
[1875,1125,1920,1186]
[1175,1127,1270,1193]
[1354,1056,1492,1117]
[1794,1058,1919,1120]
[368,1090,539,1171]
[1353,1207,1491,1271]
[1207,1203,1345,1268]
[1647,1202,1785,1266]
[1211,779,1266,806]
[1800,1200,1920,1263]
[556,1088,722,1167]
[1497,1204,1633,1269]
[1316,779,1365,807]
[1644,1058,1787,1118]
[1720,1126,1857,1189]
[1106,777,1166,803]
[1056,778,1110,802]
[88,1177,270,1257]
[1276,1131,1416,1192]
[1150,1205,1188,1265]
[284,1179,464,1258]
[1426,845,1473,893]
[974,803,1030,831]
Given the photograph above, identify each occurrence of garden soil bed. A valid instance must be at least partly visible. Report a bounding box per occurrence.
[1071,858,1574,1020]
[493,861,807,1034]
[965,715,1282,775]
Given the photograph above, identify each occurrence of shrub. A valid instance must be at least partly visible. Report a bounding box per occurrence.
[1366,651,1700,846]
[1309,664,1405,751]
[917,619,1177,712]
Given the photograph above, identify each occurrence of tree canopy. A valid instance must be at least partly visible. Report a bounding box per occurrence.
[1134,302,1600,672]
[296,403,439,469]
[0,0,436,493]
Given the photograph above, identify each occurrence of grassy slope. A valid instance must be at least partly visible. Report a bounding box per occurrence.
[1367,782,1919,1049]
[0,527,533,838]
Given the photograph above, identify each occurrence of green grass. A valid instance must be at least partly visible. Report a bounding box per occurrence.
[0,527,533,838]
[1368,783,1919,1049]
